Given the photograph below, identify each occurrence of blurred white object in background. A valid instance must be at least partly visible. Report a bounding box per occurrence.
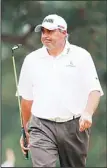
[1,148,16,167]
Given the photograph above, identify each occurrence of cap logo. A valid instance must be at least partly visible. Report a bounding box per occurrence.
[58,25,65,29]
[43,18,54,23]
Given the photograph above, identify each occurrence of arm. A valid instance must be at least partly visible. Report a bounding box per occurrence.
[79,52,104,131]
[21,98,33,132]
[20,98,33,155]
[17,56,33,131]
[17,56,34,154]
[84,90,101,116]
[79,90,101,132]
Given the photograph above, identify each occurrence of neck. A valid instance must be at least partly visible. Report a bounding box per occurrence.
[47,41,66,56]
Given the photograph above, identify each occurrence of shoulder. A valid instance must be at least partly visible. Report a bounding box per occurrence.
[69,43,92,61]
[20,47,44,69]
[24,47,44,63]
[70,44,90,56]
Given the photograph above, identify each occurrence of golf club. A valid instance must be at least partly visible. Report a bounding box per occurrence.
[11,44,29,160]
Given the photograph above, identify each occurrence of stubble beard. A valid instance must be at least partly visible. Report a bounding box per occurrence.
[43,43,56,50]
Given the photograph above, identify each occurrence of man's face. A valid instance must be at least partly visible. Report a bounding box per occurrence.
[41,27,66,50]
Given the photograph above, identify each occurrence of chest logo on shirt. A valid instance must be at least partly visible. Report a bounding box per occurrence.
[66,61,76,67]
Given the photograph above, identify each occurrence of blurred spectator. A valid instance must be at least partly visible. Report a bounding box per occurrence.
[1,148,16,167]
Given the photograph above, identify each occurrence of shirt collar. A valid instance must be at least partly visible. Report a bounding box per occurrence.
[61,40,71,56]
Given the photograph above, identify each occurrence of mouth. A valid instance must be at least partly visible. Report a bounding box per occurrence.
[44,40,51,43]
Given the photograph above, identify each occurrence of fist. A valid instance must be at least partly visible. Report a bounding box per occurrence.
[79,112,92,132]
[20,132,30,155]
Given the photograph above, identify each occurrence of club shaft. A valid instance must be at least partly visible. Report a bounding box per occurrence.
[12,55,23,127]
[12,50,28,160]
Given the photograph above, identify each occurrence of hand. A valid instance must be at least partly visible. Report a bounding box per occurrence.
[20,132,29,156]
[79,112,92,132]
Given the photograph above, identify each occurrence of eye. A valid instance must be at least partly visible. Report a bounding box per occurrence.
[49,29,57,34]
[41,28,56,34]
[48,30,53,34]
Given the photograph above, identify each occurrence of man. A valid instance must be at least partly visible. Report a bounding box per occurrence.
[18,14,104,167]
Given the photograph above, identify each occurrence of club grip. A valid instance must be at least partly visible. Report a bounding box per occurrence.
[21,127,29,159]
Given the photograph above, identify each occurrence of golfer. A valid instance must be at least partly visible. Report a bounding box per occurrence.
[18,14,104,167]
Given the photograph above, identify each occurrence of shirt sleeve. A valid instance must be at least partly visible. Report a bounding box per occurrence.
[16,56,33,100]
[80,52,104,96]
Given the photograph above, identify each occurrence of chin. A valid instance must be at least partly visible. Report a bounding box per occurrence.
[44,44,52,50]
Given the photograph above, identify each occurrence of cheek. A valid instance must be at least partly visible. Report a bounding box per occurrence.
[41,35,44,43]
[41,34,43,39]
[52,35,60,42]
[54,35,63,44]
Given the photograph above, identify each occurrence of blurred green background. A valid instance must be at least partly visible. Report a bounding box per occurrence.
[1,1,106,167]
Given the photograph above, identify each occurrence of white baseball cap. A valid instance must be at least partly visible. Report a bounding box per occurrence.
[35,14,67,32]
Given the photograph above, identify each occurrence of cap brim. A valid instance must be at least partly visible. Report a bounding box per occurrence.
[34,24,42,32]
[35,23,58,32]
